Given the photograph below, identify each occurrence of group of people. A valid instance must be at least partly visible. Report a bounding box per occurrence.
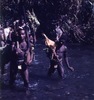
[0,20,34,90]
[0,19,74,92]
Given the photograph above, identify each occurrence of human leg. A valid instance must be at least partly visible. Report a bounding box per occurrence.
[57,62,64,78]
[9,61,18,86]
[48,60,56,77]
[21,63,29,88]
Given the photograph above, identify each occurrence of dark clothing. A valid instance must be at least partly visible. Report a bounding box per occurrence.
[9,61,29,87]
[9,41,29,88]
[48,59,64,78]
[1,45,11,74]
[46,46,64,78]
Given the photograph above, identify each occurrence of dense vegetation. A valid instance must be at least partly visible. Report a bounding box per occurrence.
[0,0,94,44]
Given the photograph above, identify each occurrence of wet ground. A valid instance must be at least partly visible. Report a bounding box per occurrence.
[0,41,94,100]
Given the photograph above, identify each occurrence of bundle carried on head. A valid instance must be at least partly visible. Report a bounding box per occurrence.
[27,9,40,32]
[43,33,56,50]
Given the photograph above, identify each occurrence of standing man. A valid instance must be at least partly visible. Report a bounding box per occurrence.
[47,39,74,78]
[9,29,33,90]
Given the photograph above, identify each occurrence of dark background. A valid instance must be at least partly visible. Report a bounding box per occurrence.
[0,0,94,44]
[0,0,94,100]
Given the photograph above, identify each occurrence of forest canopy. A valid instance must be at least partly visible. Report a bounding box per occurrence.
[0,0,94,44]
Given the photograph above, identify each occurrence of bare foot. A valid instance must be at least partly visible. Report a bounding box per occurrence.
[69,67,74,71]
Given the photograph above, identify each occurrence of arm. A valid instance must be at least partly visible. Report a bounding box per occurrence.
[64,47,74,71]
[24,45,34,65]
[28,47,34,64]
[16,41,24,55]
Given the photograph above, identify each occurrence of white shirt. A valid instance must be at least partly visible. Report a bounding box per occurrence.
[4,27,10,39]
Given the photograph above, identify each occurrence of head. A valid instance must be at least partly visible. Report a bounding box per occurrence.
[6,22,9,27]
[21,19,25,24]
[55,39,65,48]
[20,29,26,40]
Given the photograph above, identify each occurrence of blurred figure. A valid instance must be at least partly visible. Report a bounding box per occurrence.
[0,24,5,47]
[55,24,63,41]
[46,39,74,78]
[9,29,33,90]
[4,22,11,41]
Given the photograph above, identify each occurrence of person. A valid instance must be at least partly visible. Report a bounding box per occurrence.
[0,24,5,47]
[47,39,74,78]
[55,24,63,41]
[4,22,11,41]
[9,29,33,90]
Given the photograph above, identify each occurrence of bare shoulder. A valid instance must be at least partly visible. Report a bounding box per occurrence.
[60,45,67,52]
[63,45,67,51]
